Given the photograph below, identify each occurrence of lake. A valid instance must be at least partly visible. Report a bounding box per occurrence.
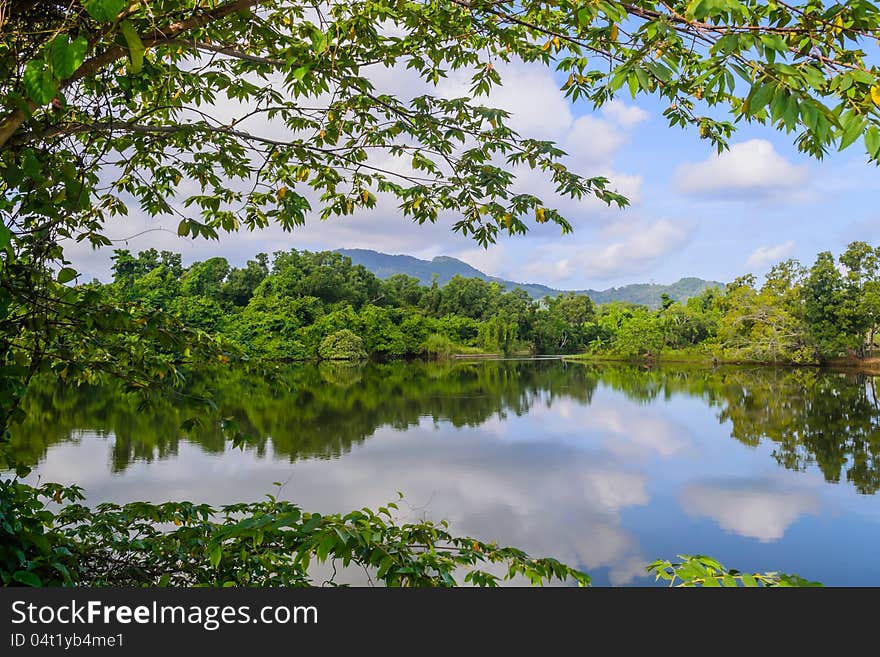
[7,359,880,586]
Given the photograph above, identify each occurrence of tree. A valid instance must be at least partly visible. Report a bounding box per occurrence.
[719,271,816,363]
[380,274,424,309]
[803,251,847,355]
[256,251,381,309]
[613,307,666,357]
[180,257,231,299]
[838,241,880,355]
[219,254,270,306]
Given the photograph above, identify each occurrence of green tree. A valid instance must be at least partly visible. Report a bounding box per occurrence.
[219,254,269,307]
[380,274,424,309]
[435,276,498,320]
[614,307,666,357]
[719,271,816,363]
[257,251,380,309]
[803,251,847,356]
[838,241,880,355]
[180,257,231,300]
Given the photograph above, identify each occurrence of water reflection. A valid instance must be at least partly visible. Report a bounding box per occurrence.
[680,479,819,542]
[7,360,880,585]
[11,362,880,493]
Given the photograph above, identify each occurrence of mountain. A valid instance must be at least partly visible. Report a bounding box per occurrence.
[583,277,724,307]
[337,249,724,308]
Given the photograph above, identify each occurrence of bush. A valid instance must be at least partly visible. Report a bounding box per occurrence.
[0,480,79,586]
[422,333,457,358]
[318,329,367,361]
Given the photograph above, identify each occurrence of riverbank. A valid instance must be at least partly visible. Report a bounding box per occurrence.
[826,356,880,375]
[563,351,880,375]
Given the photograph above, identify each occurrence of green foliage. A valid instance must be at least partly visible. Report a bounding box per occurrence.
[86,241,880,367]
[318,329,367,361]
[422,333,457,358]
[718,271,818,364]
[648,555,821,588]
[2,481,590,588]
[576,242,880,364]
[99,248,613,360]
[0,480,81,586]
[609,306,667,357]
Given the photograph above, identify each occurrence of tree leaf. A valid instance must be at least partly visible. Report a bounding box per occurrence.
[746,82,774,116]
[12,570,41,587]
[51,35,89,79]
[119,21,145,75]
[83,0,127,23]
[57,267,78,284]
[840,116,868,151]
[23,60,57,105]
[576,7,594,26]
[865,126,880,159]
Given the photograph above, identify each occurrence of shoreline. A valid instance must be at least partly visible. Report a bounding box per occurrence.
[561,353,880,376]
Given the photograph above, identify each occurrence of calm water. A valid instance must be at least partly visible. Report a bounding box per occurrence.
[7,359,880,586]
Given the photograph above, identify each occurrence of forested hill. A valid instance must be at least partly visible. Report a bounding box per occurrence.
[585,278,725,307]
[337,249,723,308]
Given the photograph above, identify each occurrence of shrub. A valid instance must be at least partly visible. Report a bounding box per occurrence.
[318,329,367,361]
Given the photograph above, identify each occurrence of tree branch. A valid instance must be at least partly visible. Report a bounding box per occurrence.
[0,0,271,150]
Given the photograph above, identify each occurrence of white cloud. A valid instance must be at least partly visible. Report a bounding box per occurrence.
[526,398,692,459]
[564,115,627,165]
[601,101,649,127]
[523,218,693,284]
[745,240,796,270]
[450,244,508,278]
[674,139,808,197]
[680,480,819,542]
[529,257,574,282]
[585,219,691,278]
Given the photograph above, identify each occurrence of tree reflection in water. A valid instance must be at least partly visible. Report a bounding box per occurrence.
[8,360,880,494]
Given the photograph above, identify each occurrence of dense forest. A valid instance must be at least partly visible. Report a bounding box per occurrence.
[104,247,597,357]
[104,240,880,364]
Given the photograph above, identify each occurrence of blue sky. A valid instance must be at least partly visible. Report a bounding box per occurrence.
[67,57,880,289]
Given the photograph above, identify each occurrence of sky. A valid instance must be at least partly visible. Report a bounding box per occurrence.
[65,56,880,290]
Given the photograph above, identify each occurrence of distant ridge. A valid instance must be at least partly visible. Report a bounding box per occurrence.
[336,248,724,308]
